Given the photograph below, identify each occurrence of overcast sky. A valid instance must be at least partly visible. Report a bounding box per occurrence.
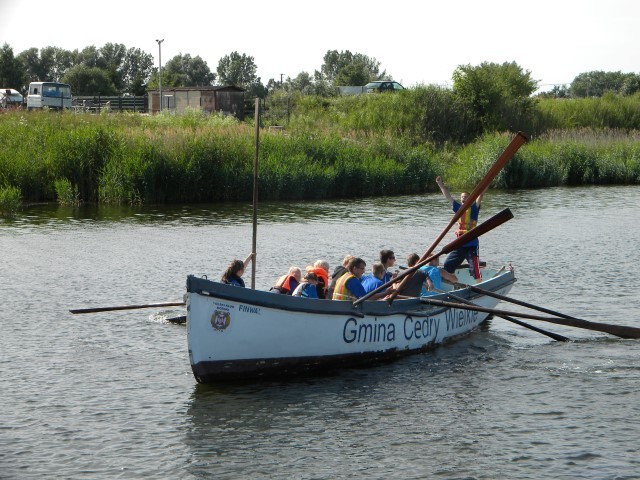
[1,0,638,91]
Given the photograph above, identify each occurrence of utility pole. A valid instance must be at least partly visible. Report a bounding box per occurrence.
[155,39,164,112]
[280,73,284,88]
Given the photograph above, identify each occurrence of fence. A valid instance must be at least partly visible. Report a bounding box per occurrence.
[73,95,148,113]
[243,97,291,126]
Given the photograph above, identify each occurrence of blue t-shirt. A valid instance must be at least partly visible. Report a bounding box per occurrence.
[453,200,480,247]
[345,276,367,299]
[360,274,384,294]
[420,265,442,296]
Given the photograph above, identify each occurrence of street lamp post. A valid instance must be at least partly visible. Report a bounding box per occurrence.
[155,39,164,112]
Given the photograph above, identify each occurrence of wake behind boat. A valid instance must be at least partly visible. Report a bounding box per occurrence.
[186,265,516,383]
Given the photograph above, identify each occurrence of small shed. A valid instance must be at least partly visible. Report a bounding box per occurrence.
[149,86,245,119]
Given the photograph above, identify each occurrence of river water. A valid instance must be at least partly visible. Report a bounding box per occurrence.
[1,186,639,479]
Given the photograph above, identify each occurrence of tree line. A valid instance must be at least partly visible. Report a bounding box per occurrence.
[1,41,638,105]
[0,43,390,98]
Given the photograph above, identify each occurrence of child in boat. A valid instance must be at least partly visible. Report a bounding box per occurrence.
[292,272,319,298]
[221,259,247,287]
[306,259,330,299]
[420,255,458,296]
[379,250,397,283]
[360,262,386,294]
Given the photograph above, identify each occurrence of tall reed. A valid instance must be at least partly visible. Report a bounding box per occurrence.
[0,184,21,217]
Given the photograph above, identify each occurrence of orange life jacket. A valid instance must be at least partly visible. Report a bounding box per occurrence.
[306,266,329,294]
[273,274,296,294]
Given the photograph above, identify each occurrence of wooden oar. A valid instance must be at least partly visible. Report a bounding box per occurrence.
[354,208,514,305]
[422,298,640,339]
[439,289,570,342]
[388,131,528,302]
[469,285,640,339]
[69,301,185,314]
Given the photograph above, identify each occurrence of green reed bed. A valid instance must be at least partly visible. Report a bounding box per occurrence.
[259,134,436,199]
[2,110,638,207]
[290,87,478,145]
[444,130,640,189]
[535,93,640,132]
[0,110,437,205]
[0,184,21,216]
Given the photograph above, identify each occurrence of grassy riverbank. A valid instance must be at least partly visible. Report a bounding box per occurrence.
[1,105,639,211]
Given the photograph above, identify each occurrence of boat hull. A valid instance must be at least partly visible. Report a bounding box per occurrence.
[186,269,516,382]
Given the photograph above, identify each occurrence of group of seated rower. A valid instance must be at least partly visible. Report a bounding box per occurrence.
[220,249,457,302]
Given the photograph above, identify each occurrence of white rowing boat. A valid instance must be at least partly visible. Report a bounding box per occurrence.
[186,265,515,383]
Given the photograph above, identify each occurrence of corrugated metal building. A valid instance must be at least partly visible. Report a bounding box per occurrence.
[149,86,245,119]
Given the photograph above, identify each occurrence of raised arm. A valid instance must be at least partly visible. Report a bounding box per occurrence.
[435,176,454,206]
[243,252,255,268]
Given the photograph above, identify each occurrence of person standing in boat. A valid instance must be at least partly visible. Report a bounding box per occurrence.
[292,272,320,298]
[436,175,484,281]
[221,255,253,287]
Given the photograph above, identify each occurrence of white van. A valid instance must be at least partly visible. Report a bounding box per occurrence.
[27,82,72,110]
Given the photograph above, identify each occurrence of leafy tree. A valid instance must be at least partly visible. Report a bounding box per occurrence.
[217,51,258,88]
[320,50,386,86]
[570,70,640,97]
[621,75,640,96]
[266,78,280,93]
[0,44,27,90]
[162,53,215,87]
[312,71,335,97]
[121,47,154,95]
[62,64,117,95]
[73,45,102,68]
[40,46,74,81]
[288,72,315,94]
[100,43,127,91]
[452,61,538,132]
[16,48,44,83]
[536,84,570,99]
[17,46,72,82]
[245,80,267,99]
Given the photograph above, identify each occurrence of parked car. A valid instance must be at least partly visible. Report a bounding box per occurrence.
[364,81,404,93]
[0,88,24,108]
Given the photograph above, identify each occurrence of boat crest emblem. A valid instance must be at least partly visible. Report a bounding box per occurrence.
[211,309,231,331]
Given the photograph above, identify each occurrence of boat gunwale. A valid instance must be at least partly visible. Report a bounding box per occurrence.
[186,269,516,317]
